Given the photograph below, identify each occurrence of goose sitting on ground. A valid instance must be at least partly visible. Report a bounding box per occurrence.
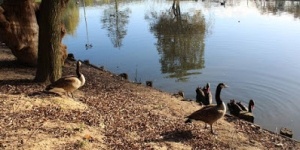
[196,83,212,105]
[45,61,85,98]
[185,83,228,134]
[227,99,255,123]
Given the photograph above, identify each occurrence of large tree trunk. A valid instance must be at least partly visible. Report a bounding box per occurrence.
[35,0,68,83]
[0,0,39,66]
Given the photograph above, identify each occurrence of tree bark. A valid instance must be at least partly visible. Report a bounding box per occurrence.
[0,0,39,66]
[35,0,65,83]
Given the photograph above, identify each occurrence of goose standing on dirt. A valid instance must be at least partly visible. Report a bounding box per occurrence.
[45,61,85,97]
[185,83,228,134]
[227,99,255,123]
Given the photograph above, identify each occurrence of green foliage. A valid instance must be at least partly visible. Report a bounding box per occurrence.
[62,0,80,35]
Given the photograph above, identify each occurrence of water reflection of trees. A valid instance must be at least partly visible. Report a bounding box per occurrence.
[201,0,242,8]
[62,1,80,35]
[101,0,131,48]
[146,0,208,82]
[253,0,300,19]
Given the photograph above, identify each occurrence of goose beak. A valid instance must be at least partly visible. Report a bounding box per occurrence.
[224,85,229,88]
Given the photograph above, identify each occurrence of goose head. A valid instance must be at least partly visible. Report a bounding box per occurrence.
[218,83,228,89]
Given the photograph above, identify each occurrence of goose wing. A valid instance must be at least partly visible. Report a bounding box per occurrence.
[186,104,224,123]
[46,75,80,90]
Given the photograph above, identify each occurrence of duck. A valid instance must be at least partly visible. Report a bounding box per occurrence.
[185,83,228,134]
[227,99,255,123]
[45,61,85,98]
[196,83,212,105]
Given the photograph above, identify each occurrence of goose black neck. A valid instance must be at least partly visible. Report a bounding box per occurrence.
[215,85,223,105]
[76,62,81,78]
[248,102,252,113]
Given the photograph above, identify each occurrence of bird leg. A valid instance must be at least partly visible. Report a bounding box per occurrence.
[204,123,209,129]
[70,92,74,98]
[210,125,218,135]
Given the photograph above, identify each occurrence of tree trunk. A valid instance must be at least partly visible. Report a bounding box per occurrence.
[35,0,65,83]
[0,0,39,66]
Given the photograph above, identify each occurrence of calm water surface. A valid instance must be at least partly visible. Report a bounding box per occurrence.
[63,0,300,140]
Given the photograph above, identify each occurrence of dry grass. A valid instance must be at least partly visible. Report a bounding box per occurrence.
[1,47,299,149]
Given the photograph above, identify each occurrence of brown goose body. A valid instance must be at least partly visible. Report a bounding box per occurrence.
[186,83,228,134]
[186,103,226,125]
[46,61,85,97]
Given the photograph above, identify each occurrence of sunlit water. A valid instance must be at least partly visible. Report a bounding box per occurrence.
[63,0,300,140]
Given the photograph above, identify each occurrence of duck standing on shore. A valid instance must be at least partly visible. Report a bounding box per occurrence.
[45,61,85,98]
[185,83,228,134]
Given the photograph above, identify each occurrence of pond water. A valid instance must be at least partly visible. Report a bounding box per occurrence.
[62,0,300,140]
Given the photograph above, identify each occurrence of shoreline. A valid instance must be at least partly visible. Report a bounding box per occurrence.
[0,46,299,149]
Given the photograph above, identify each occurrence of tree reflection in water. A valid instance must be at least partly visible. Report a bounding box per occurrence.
[101,0,131,48]
[62,1,80,35]
[146,0,209,82]
[253,0,300,19]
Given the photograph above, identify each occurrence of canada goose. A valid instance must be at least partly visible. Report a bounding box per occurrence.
[203,83,212,105]
[45,61,85,98]
[227,99,255,123]
[185,83,228,134]
[196,83,212,105]
[195,86,205,104]
[239,99,255,123]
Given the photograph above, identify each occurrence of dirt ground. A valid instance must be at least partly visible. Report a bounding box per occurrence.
[0,46,299,150]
